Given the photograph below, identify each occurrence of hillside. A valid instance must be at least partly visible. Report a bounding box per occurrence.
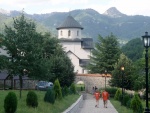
[0,7,150,42]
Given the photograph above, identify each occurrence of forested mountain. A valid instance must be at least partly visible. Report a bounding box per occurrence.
[0,7,150,42]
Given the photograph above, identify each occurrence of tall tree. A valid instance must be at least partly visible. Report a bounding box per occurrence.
[87,33,120,74]
[2,14,44,98]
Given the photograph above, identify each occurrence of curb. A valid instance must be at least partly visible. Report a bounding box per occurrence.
[62,95,83,113]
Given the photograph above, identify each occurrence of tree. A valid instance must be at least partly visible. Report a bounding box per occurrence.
[110,53,134,90]
[2,14,44,98]
[87,33,120,74]
[47,46,75,87]
[121,38,144,62]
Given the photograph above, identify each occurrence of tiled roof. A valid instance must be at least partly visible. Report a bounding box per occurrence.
[56,16,84,30]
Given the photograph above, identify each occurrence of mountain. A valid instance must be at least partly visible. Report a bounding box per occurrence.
[103,7,126,18]
[0,7,150,43]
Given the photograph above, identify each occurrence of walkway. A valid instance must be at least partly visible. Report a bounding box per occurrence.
[76,93,118,113]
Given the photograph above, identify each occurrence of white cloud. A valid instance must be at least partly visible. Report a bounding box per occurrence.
[0,0,150,16]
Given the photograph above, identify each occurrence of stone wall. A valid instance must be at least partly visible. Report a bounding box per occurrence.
[75,74,111,93]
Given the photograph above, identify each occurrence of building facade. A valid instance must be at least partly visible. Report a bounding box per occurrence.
[56,16,93,74]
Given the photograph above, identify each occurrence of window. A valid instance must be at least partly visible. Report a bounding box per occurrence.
[77,31,79,36]
[68,30,71,36]
[82,69,84,74]
[60,30,63,36]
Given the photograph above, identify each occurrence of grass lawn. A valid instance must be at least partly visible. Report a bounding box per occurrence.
[110,98,133,113]
[0,90,80,113]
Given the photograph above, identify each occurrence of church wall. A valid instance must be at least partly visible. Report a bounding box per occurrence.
[58,28,82,39]
[67,52,83,73]
[61,42,91,59]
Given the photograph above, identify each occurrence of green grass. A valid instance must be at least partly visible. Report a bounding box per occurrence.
[0,90,80,113]
[110,98,133,113]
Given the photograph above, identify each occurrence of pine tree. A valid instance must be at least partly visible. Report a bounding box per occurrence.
[87,33,120,74]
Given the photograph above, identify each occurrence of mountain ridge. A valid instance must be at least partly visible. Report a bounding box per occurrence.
[0,7,150,43]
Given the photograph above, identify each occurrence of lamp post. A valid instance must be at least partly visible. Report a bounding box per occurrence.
[105,70,107,89]
[121,66,124,105]
[142,32,150,113]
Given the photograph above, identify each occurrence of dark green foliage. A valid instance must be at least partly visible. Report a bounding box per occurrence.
[105,87,118,97]
[62,86,69,97]
[126,99,131,108]
[26,91,38,108]
[130,94,143,113]
[4,92,17,113]
[44,89,55,104]
[114,89,122,100]
[81,86,83,91]
[47,47,75,87]
[87,33,120,74]
[122,94,131,106]
[110,53,134,90]
[70,83,76,94]
[121,38,144,62]
[54,79,62,100]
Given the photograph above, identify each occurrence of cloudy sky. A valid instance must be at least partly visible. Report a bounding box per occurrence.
[0,0,150,16]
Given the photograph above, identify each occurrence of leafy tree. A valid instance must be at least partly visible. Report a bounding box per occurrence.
[87,33,120,74]
[47,46,75,87]
[121,38,144,62]
[110,53,134,90]
[2,14,45,98]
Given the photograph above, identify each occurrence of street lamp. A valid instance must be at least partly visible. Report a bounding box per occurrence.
[142,32,150,113]
[105,70,107,89]
[121,66,124,105]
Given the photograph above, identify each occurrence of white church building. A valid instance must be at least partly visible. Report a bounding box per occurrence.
[56,16,93,74]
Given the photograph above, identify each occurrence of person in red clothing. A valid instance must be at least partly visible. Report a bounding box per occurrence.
[102,90,109,108]
[94,89,100,108]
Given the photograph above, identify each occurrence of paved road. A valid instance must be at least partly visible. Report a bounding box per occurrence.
[76,93,118,113]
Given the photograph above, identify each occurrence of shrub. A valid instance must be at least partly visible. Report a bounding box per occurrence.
[81,86,83,91]
[105,87,117,97]
[114,88,122,100]
[26,91,38,108]
[130,94,143,113]
[44,88,55,104]
[122,94,131,106]
[4,92,17,113]
[62,86,69,97]
[54,79,62,100]
[70,83,76,94]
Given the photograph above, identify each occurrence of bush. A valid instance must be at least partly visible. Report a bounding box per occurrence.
[4,92,17,113]
[44,88,55,104]
[54,79,62,100]
[62,86,69,97]
[70,83,76,94]
[122,94,131,106]
[105,87,117,97]
[114,88,122,100]
[26,91,38,108]
[130,94,143,113]
[81,86,83,91]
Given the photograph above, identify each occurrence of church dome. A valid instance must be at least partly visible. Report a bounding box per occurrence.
[56,16,84,30]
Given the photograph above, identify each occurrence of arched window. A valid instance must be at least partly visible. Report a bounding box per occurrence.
[68,30,71,36]
[60,30,63,36]
[77,31,79,36]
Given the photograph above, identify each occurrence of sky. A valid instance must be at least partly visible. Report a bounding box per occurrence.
[0,0,150,16]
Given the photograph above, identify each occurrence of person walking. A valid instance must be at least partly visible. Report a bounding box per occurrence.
[102,89,109,108]
[94,89,100,108]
